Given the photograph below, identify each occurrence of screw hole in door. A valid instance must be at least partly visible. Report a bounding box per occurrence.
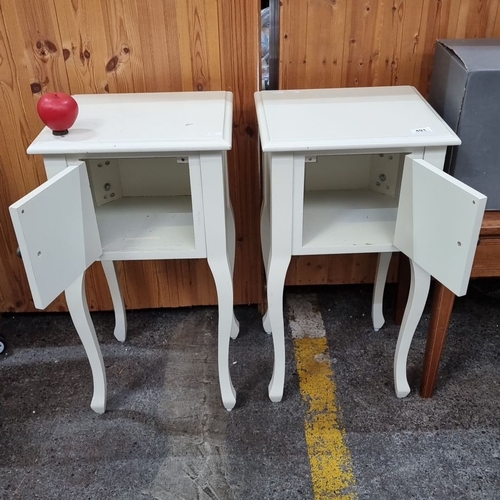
[37,251,42,257]
[457,241,462,247]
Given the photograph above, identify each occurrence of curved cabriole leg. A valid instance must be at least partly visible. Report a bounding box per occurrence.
[231,313,240,340]
[261,152,272,335]
[201,152,237,411]
[226,186,240,341]
[372,252,392,331]
[101,260,127,342]
[262,310,272,334]
[265,153,293,403]
[221,151,239,340]
[65,273,107,414]
[208,257,237,411]
[267,255,291,402]
[394,260,431,398]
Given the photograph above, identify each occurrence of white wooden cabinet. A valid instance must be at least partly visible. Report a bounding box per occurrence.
[10,92,239,413]
[255,86,487,402]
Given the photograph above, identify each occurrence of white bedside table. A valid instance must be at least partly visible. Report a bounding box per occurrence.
[10,91,239,412]
[255,86,487,402]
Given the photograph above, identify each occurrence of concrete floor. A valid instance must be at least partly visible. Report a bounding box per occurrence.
[0,281,499,499]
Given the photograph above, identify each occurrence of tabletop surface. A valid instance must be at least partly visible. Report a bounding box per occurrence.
[255,86,461,152]
[28,91,233,155]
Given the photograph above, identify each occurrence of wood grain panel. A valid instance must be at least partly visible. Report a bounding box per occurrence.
[282,0,500,94]
[286,254,399,286]
[280,0,348,89]
[219,0,263,306]
[0,0,260,312]
[471,240,500,277]
[280,0,500,288]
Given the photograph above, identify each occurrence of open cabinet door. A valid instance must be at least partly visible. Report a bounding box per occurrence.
[394,155,486,297]
[9,161,102,309]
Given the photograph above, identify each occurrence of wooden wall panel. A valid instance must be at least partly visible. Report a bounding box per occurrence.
[281,0,500,92]
[285,254,400,286]
[3,0,498,312]
[280,0,500,287]
[219,0,262,304]
[0,0,261,312]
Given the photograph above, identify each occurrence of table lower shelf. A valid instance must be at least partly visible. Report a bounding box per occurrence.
[96,196,204,260]
[297,188,398,255]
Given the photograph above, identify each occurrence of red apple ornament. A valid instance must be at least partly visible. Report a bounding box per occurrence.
[37,92,79,136]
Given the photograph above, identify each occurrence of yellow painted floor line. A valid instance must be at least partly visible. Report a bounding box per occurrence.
[289,295,358,500]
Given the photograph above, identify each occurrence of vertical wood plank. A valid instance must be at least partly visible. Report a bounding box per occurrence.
[219,0,263,306]
[285,255,399,286]
[134,0,183,92]
[342,0,379,87]
[282,0,500,95]
[53,0,109,94]
[280,0,348,89]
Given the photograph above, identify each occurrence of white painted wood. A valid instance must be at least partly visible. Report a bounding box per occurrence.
[394,156,487,296]
[66,273,107,414]
[299,189,398,254]
[261,152,271,280]
[423,146,447,170]
[266,153,294,403]
[101,261,127,342]
[372,252,392,331]
[304,154,372,191]
[261,152,272,335]
[21,92,238,414]
[369,153,403,198]
[393,260,431,398]
[200,152,236,411]
[186,154,209,261]
[27,92,233,155]
[118,157,191,197]
[87,159,124,207]
[255,87,461,152]
[255,86,481,402]
[262,311,272,335]
[96,196,202,261]
[9,161,102,309]
[221,152,240,340]
[43,155,70,178]
[291,154,306,259]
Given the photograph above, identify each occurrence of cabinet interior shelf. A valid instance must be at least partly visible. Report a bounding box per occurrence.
[300,188,398,254]
[96,196,198,260]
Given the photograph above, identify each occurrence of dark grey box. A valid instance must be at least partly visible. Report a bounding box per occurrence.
[429,39,500,210]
